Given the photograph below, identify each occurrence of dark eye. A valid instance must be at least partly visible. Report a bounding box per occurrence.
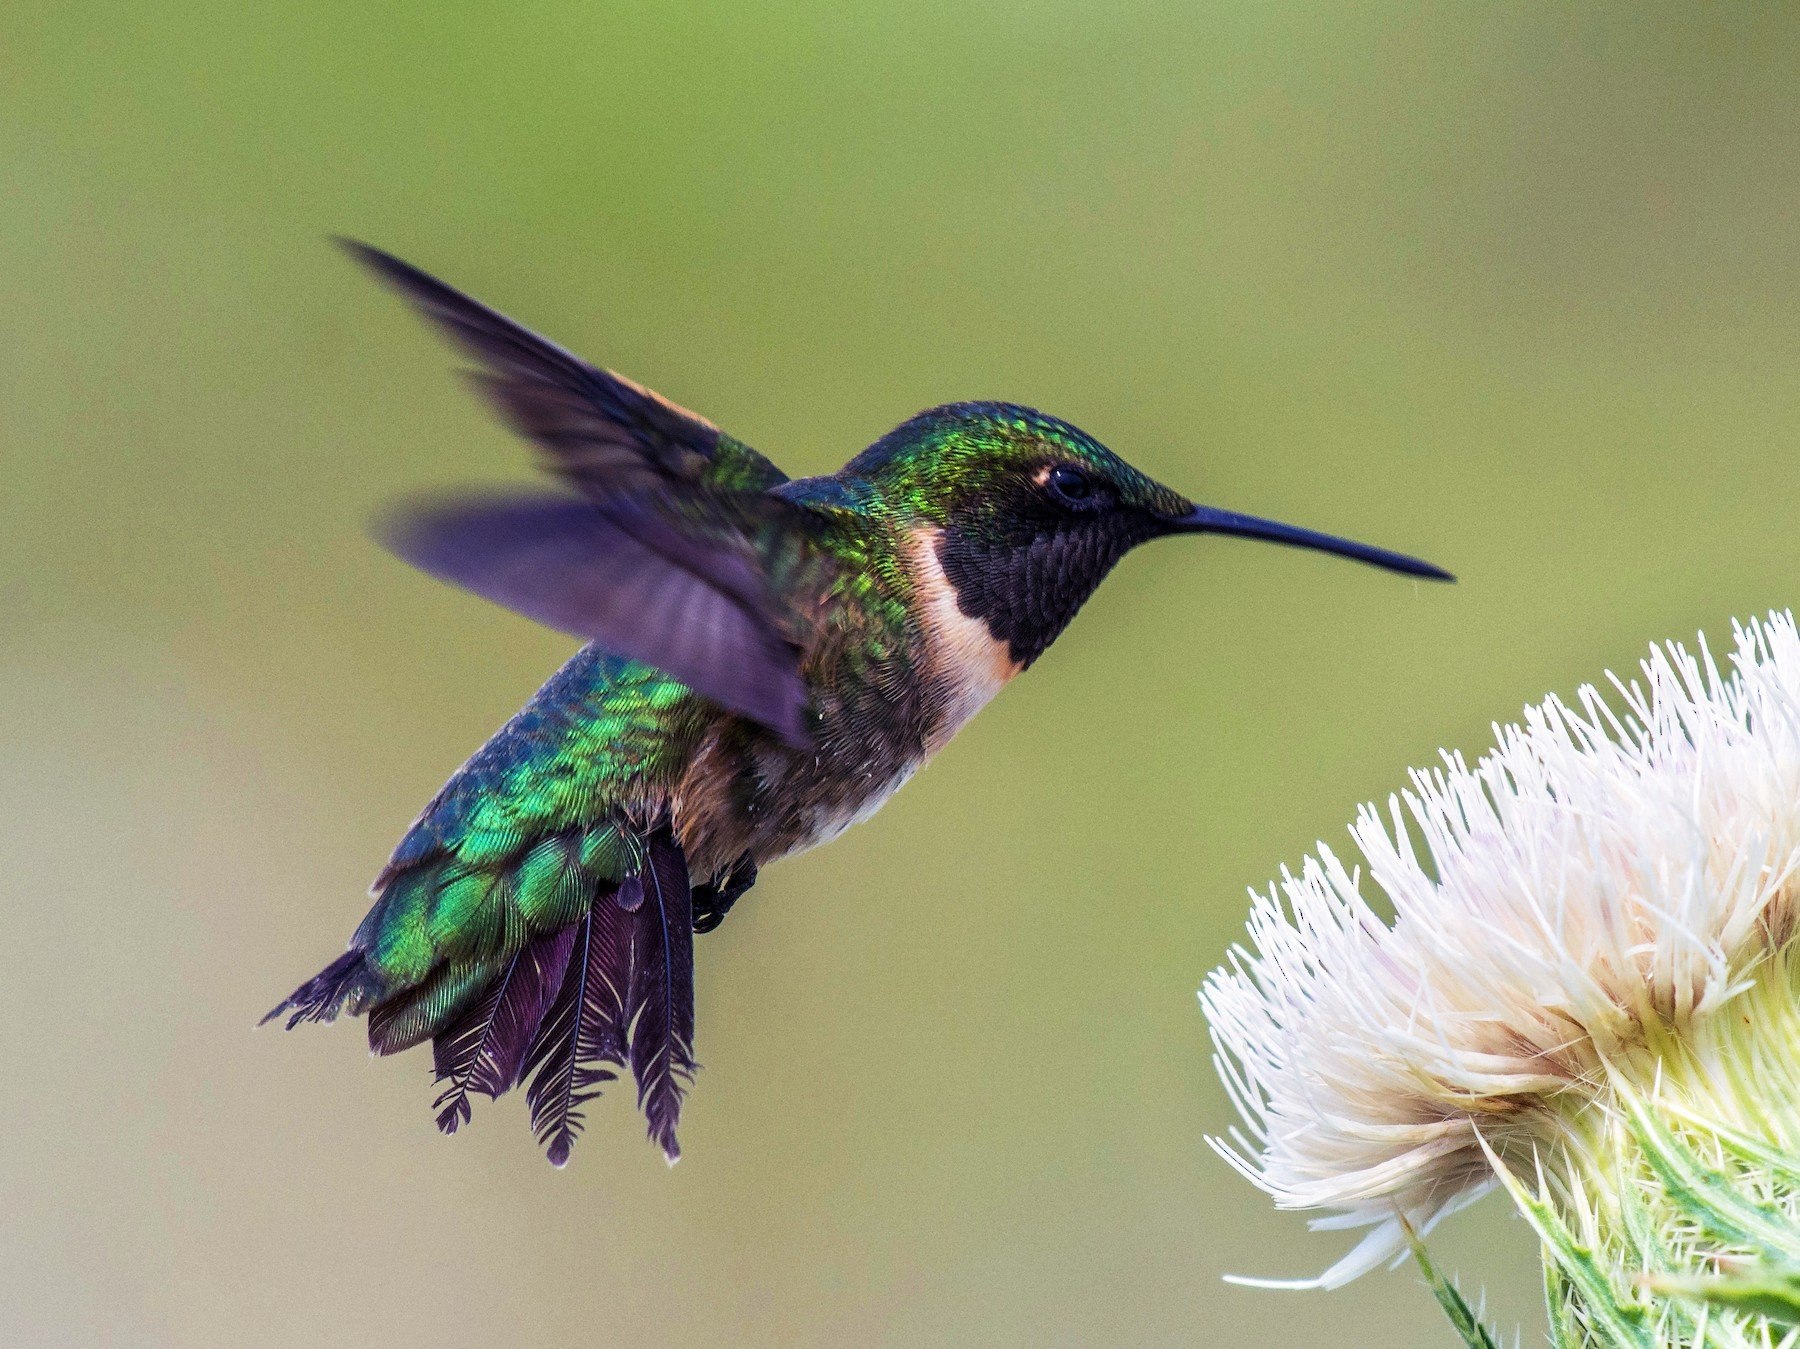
[1046,463,1098,507]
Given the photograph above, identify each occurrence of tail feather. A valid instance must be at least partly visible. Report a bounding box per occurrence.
[469,922,580,1099]
[431,977,510,1133]
[369,961,493,1055]
[630,829,696,1162]
[523,903,624,1166]
[261,950,373,1029]
[271,818,707,1165]
[432,923,577,1134]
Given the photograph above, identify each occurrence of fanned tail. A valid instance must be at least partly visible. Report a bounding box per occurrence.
[519,824,697,1166]
[269,815,704,1165]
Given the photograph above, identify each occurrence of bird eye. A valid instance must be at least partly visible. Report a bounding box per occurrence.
[1046,463,1098,507]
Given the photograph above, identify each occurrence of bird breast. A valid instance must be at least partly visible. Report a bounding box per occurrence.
[684,526,1024,871]
[768,528,1022,860]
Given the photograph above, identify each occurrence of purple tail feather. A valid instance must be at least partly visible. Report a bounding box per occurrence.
[631,830,696,1161]
[261,950,371,1029]
[268,823,701,1165]
[520,826,697,1165]
[431,925,578,1133]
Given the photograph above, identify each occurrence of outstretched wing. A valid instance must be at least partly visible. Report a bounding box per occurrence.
[344,240,835,744]
[379,486,822,745]
[342,239,789,497]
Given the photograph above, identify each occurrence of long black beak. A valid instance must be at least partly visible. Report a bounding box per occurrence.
[1169,505,1454,581]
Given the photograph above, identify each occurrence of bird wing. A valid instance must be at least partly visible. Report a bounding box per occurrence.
[380,484,832,746]
[342,239,790,497]
[346,240,830,743]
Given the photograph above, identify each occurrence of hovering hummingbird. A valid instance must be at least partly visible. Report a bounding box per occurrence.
[268,242,1452,1166]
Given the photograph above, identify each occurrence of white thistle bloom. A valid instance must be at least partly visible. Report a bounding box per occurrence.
[1203,613,1800,1339]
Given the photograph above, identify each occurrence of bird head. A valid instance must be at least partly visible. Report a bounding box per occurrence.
[846,402,1451,667]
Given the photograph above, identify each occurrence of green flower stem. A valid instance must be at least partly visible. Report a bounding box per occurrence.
[1404,1218,1507,1349]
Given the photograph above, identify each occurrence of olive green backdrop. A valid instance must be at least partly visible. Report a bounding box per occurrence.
[6,3,1799,1344]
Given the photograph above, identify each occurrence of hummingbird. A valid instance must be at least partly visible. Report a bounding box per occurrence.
[268,242,1452,1166]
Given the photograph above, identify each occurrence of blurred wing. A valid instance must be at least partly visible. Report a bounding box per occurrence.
[342,239,790,496]
[380,489,812,745]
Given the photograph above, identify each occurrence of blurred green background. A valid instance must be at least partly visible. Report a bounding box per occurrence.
[5,2,1800,1344]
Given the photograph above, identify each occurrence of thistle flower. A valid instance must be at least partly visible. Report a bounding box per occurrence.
[1202,613,1800,1344]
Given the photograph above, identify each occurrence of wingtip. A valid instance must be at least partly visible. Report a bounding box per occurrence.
[332,235,393,279]
[334,237,443,300]
[332,234,392,269]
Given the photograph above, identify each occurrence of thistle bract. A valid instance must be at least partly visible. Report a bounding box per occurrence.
[1202,613,1800,1344]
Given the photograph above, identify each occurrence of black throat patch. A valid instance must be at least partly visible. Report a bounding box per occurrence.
[934,514,1157,667]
